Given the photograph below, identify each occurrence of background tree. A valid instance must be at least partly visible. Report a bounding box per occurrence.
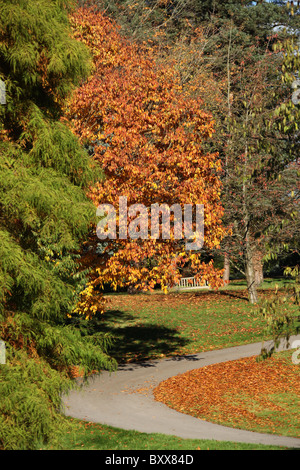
[84,0,299,47]
[258,12,300,357]
[160,1,300,303]
[218,38,299,302]
[128,0,299,302]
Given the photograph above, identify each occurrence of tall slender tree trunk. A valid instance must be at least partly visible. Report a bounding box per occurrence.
[243,142,258,304]
[245,241,258,304]
[222,22,233,287]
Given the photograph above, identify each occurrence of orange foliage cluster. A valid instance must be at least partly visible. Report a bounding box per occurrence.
[154,354,300,436]
[70,280,108,320]
[67,7,225,303]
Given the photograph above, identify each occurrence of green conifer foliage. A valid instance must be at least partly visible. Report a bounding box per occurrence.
[0,0,116,449]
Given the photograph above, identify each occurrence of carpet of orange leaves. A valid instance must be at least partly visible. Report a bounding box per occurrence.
[153,354,300,437]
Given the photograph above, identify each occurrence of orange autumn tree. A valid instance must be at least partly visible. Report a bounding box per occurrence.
[66,6,225,300]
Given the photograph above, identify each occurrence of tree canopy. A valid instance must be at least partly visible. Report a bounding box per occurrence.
[66,6,226,296]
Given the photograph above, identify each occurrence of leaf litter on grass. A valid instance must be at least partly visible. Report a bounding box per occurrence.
[153,352,300,438]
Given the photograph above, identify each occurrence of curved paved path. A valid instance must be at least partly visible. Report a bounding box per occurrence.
[62,336,300,449]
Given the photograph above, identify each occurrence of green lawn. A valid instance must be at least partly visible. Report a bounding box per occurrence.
[55,279,298,451]
[51,417,287,450]
[98,280,292,364]
[153,349,300,439]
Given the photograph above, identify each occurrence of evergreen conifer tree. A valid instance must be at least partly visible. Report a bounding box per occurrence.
[0,0,116,450]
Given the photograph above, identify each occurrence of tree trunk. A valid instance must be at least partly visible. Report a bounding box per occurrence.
[253,250,264,286]
[243,142,258,304]
[245,244,258,304]
[223,252,230,283]
[222,26,233,288]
